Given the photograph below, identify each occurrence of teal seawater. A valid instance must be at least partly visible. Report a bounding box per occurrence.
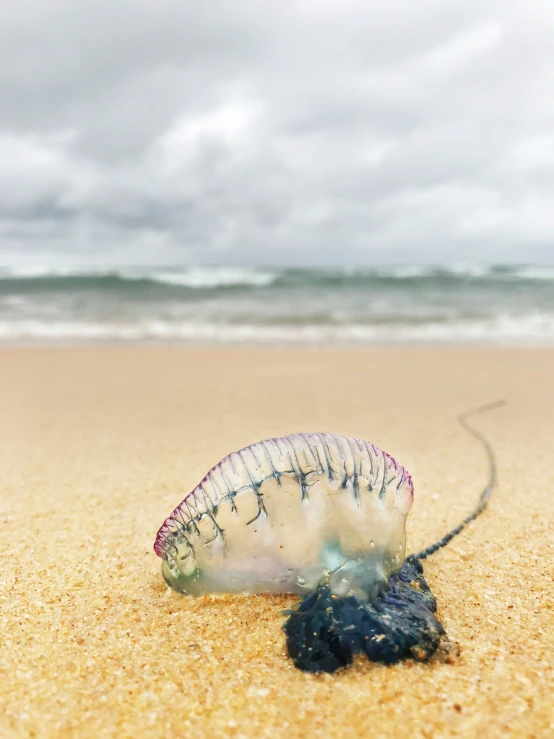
[0,265,553,343]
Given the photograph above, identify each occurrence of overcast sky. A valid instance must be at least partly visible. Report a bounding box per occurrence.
[1,0,554,267]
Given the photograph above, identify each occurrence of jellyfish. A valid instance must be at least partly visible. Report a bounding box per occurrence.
[154,402,504,673]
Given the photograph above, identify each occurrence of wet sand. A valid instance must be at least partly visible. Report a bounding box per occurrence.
[1,346,553,738]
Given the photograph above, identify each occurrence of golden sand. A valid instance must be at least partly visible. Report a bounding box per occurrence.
[1,346,553,738]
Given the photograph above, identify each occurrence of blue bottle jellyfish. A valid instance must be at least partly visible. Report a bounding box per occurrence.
[154,402,504,673]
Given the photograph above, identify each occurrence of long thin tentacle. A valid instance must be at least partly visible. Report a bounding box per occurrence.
[414,399,506,561]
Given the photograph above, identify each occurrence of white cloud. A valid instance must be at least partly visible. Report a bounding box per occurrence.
[0,0,553,266]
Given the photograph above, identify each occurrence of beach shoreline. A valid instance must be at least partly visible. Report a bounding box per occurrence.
[1,345,553,738]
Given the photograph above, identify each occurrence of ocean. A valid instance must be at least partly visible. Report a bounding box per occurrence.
[1,264,554,345]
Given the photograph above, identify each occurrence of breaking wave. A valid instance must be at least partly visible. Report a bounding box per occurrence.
[1,314,554,345]
[1,263,554,344]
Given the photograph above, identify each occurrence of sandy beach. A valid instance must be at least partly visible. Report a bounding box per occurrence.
[1,346,553,738]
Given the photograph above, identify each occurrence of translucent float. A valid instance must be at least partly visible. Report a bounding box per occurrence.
[154,432,413,600]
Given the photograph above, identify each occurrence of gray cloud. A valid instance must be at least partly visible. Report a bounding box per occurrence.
[1,0,554,266]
